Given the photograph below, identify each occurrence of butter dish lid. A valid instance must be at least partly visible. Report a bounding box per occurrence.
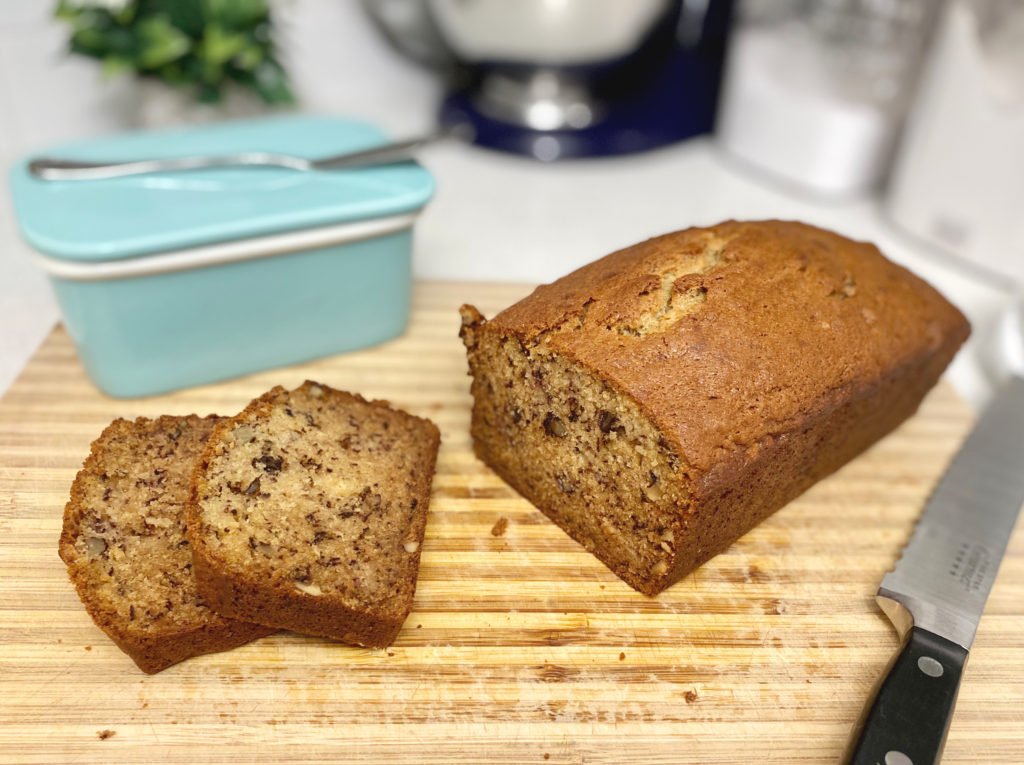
[9,115,435,262]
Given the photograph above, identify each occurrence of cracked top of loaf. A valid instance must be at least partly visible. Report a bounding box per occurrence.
[477,220,970,473]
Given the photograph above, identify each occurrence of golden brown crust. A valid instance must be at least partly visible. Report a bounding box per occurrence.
[461,220,970,595]
[59,415,275,674]
[481,221,969,473]
[189,548,407,647]
[187,381,440,648]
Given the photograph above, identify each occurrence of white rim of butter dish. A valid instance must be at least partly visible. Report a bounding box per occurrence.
[34,212,419,282]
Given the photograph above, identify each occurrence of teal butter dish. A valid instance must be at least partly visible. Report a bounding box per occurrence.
[9,115,435,398]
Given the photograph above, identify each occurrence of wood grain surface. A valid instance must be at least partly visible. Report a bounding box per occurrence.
[1,282,1021,765]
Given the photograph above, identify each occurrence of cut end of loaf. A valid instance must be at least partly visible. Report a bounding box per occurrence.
[460,307,692,595]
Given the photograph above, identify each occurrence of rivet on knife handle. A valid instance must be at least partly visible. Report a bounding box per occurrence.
[844,626,967,765]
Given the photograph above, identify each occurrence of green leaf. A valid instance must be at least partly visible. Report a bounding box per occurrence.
[71,9,113,32]
[136,15,190,69]
[70,27,113,57]
[232,43,263,71]
[69,40,103,60]
[196,82,222,103]
[161,0,206,38]
[198,22,247,65]
[251,59,293,104]
[200,57,224,84]
[251,20,270,44]
[101,54,134,78]
[105,26,137,56]
[54,1,80,21]
[178,55,207,84]
[113,3,137,25]
[158,61,186,84]
[202,0,269,28]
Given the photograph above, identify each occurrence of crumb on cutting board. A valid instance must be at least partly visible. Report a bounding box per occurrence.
[490,517,509,537]
[97,730,116,740]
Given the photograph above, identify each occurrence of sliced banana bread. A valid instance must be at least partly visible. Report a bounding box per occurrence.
[186,381,440,648]
[460,220,970,596]
[59,415,276,674]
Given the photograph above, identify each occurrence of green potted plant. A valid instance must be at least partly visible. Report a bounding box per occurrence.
[55,0,294,126]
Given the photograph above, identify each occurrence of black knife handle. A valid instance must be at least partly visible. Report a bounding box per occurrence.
[845,627,968,765]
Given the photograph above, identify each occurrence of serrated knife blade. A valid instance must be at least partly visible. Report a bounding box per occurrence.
[845,376,1024,765]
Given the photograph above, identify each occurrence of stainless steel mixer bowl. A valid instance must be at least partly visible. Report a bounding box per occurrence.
[426,0,676,131]
[426,0,674,66]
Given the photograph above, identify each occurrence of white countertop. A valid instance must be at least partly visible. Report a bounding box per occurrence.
[1,133,1016,410]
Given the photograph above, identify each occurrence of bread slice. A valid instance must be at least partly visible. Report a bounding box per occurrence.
[460,220,970,596]
[186,381,440,648]
[59,415,276,674]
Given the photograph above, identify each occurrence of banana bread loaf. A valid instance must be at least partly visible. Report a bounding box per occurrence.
[186,381,440,648]
[59,415,276,674]
[459,220,970,596]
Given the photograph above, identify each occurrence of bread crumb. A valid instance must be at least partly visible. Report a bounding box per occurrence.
[684,689,698,703]
[84,646,91,651]
[544,755,550,761]
[293,581,322,597]
[490,517,509,537]
[618,652,625,661]
[97,730,116,740]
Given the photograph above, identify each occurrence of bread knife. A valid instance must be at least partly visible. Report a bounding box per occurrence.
[844,376,1024,765]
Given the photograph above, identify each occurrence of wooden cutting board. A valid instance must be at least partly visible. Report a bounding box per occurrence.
[1,282,1021,765]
